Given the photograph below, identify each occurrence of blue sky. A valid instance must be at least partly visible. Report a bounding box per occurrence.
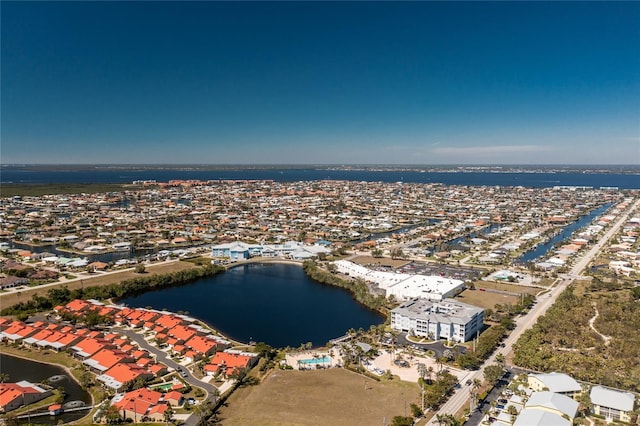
[2,1,639,165]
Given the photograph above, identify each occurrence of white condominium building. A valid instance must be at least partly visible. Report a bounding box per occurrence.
[390,298,484,343]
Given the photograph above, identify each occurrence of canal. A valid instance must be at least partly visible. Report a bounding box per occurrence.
[0,353,92,425]
[120,262,385,348]
[517,203,613,263]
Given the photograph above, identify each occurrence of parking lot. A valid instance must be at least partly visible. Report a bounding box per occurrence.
[395,261,484,281]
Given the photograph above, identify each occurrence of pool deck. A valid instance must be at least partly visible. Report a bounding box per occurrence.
[286,351,342,370]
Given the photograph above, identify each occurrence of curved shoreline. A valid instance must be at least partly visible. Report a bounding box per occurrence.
[0,349,95,423]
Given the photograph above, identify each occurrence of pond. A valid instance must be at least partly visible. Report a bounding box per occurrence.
[120,262,385,348]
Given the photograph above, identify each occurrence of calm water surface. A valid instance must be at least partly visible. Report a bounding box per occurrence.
[120,263,384,348]
[0,353,91,425]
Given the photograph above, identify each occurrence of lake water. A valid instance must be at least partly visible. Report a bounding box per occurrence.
[0,353,91,425]
[119,262,384,348]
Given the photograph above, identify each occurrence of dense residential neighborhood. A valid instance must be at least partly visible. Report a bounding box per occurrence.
[0,179,638,425]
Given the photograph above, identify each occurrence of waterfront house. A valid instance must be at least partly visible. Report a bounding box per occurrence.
[185,335,225,356]
[205,352,255,377]
[0,381,53,413]
[590,386,636,423]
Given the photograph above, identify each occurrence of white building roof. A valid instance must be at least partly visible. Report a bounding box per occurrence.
[513,409,570,426]
[526,391,578,418]
[529,372,581,394]
[590,386,636,412]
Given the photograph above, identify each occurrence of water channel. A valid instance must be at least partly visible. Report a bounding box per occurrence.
[120,262,384,348]
[517,203,613,263]
[0,353,92,425]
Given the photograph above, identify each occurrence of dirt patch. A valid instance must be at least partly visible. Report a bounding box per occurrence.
[1,260,197,307]
[216,368,419,426]
[455,289,519,311]
[472,280,541,295]
[351,255,411,269]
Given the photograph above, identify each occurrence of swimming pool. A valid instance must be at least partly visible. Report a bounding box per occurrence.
[299,356,331,365]
[151,383,174,392]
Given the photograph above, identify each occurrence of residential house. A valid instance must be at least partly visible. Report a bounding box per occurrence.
[0,381,52,412]
[590,386,636,423]
[528,373,582,397]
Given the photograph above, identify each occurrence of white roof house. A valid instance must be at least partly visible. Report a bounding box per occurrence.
[525,391,579,420]
[513,409,570,426]
[528,372,582,395]
[590,386,636,421]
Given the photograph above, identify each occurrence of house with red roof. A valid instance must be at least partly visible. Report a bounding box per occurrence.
[65,299,93,313]
[205,352,255,377]
[163,390,184,407]
[1,324,38,343]
[138,311,161,324]
[112,391,155,422]
[136,357,153,368]
[148,364,169,377]
[0,318,13,329]
[98,363,153,390]
[185,335,224,356]
[146,403,169,422]
[84,348,135,373]
[184,350,200,363]
[71,337,114,359]
[51,333,83,351]
[0,381,52,412]
[155,314,184,330]
[23,329,54,347]
[35,331,69,350]
[168,324,198,342]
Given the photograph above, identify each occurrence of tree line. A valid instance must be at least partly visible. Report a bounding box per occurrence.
[302,260,389,313]
[1,264,225,317]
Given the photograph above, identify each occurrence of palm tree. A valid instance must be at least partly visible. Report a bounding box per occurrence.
[469,378,481,410]
[0,372,10,383]
[496,353,506,369]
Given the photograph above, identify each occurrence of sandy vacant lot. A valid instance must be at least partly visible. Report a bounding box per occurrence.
[216,368,420,426]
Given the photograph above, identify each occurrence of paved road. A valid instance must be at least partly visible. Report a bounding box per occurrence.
[118,329,219,426]
[426,197,639,425]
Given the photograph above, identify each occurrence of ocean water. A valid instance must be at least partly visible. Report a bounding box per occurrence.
[1,167,638,189]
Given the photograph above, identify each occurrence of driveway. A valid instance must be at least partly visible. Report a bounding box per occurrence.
[396,333,467,358]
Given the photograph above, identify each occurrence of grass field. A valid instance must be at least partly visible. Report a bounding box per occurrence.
[215,368,420,426]
[473,280,542,295]
[455,289,519,311]
[0,260,197,307]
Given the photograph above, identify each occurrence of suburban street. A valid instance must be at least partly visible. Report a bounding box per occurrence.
[426,197,639,425]
[118,329,223,426]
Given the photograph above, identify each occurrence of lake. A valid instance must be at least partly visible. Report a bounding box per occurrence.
[119,262,384,348]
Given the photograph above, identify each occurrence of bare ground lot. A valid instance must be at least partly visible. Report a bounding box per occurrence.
[472,280,542,295]
[1,260,197,307]
[216,368,420,426]
[455,289,519,311]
